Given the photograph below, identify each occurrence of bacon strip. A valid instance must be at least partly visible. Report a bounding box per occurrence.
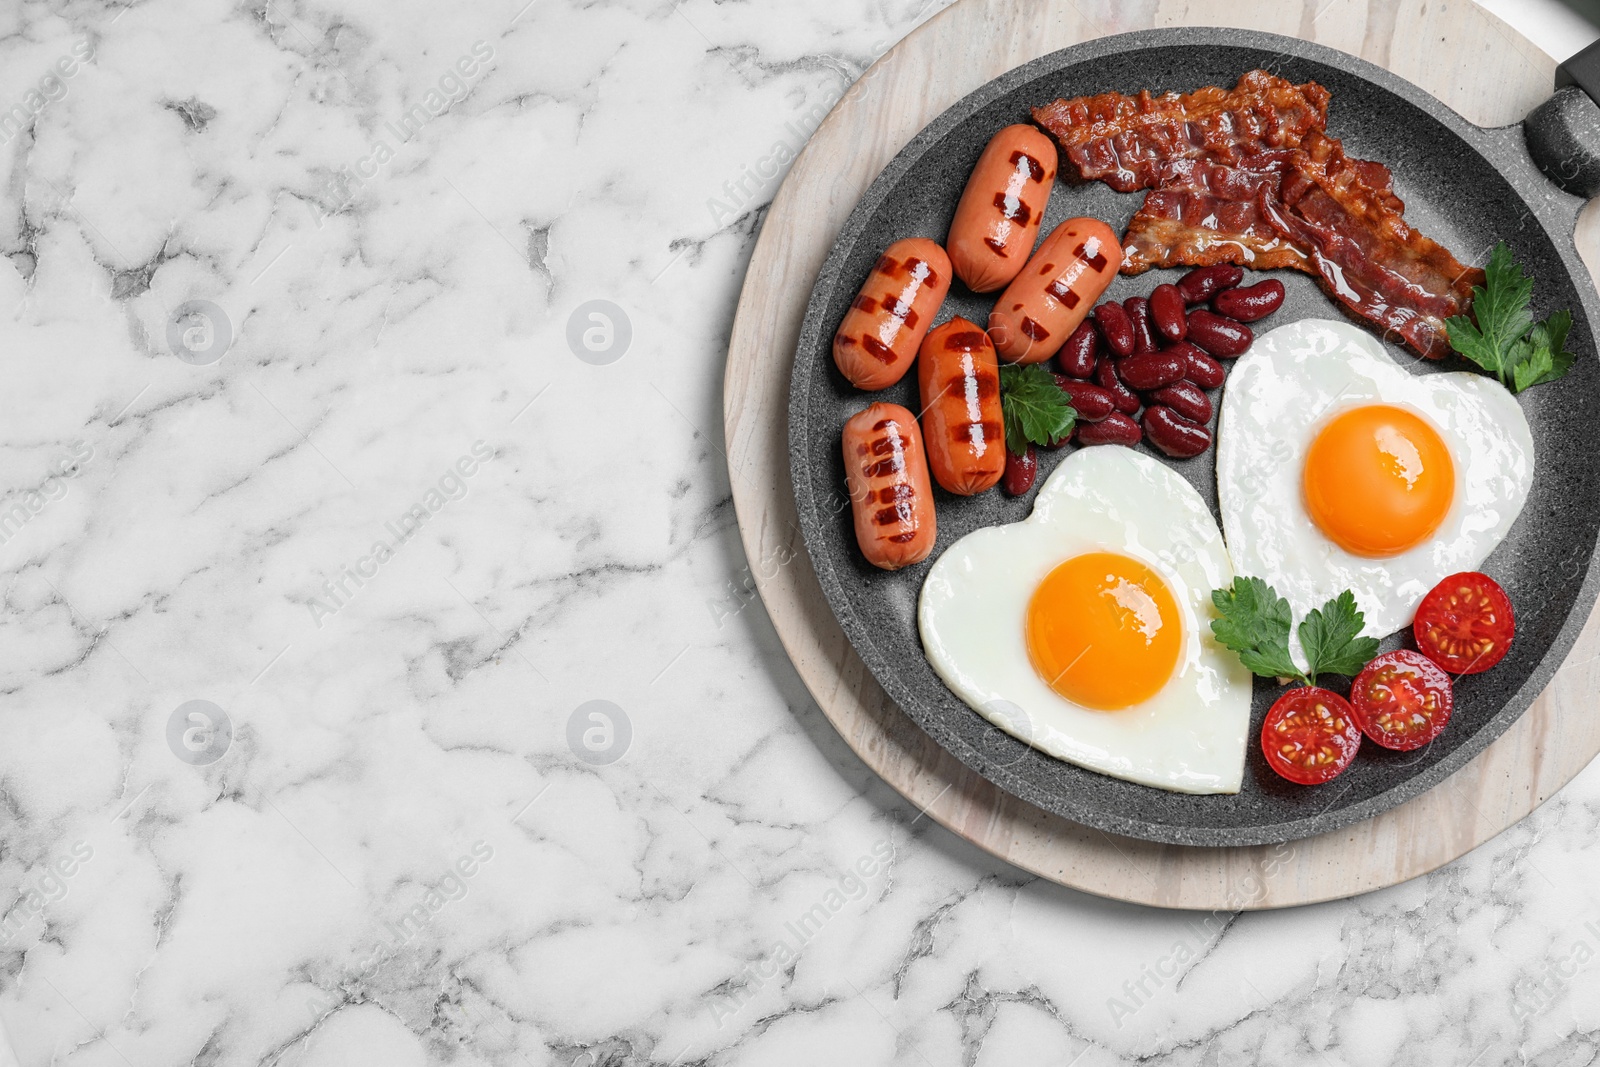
[1031,70,1331,193]
[1121,151,1315,275]
[1260,132,1484,360]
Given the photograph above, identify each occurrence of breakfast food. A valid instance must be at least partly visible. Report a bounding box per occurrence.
[946,124,1058,291]
[1413,571,1516,674]
[815,65,1578,803]
[1149,283,1187,341]
[1216,318,1533,653]
[833,238,952,390]
[1057,265,1287,458]
[1210,578,1382,785]
[916,319,1006,495]
[842,403,937,570]
[1350,650,1454,750]
[1264,131,1483,360]
[1038,74,1484,359]
[1215,279,1285,322]
[1002,443,1037,496]
[919,447,1253,793]
[989,217,1121,363]
[1031,70,1330,192]
[1261,686,1362,785]
[1120,153,1315,274]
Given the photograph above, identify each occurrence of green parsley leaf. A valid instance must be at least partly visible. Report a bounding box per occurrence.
[1511,309,1575,392]
[1298,590,1380,685]
[999,363,1076,457]
[1210,577,1305,684]
[1210,579,1382,687]
[1446,242,1575,393]
[1446,243,1533,380]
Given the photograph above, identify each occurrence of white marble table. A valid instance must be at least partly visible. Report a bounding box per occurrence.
[0,1,1596,1064]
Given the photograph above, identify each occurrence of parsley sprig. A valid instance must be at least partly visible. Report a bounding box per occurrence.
[999,363,1076,456]
[1210,577,1379,687]
[1446,242,1575,393]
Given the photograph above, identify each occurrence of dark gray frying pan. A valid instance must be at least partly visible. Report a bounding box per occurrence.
[788,27,1600,847]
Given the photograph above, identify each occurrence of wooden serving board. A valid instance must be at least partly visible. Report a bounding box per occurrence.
[724,0,1600,909]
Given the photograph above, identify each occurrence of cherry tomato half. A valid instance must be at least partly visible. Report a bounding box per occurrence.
[1413,572,1515,675]
[1350,650,1454,750]
[1260,686,1362,785]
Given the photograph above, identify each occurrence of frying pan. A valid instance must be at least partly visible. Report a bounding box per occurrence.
[789,27,1600,847]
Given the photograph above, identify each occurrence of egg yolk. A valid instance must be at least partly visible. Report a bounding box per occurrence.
[1025,552,1182,711]
[1302,404,1455,558]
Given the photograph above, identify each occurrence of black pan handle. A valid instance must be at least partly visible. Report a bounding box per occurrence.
[1526,38,1600,197]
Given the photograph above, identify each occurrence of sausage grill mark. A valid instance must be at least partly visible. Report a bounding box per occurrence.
[958,419,1003,446]
[1009,150,1046,183]
[894,305,919,330]
[946,372,999,400]
[873,502,915,527]
[943,330,988,349]
[1046,277,1082,308]
[1021,317,1050,341]
[862,335,895,363]
[992,191,1032,226]
[853,295,876,312]
[863,456,904,477]
[983,237,1008,256]
[1073,240,1109,272]
[902,257,937,287]
[863,420,913,506]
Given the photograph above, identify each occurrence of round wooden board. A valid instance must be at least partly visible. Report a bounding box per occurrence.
[724,0,1600,909]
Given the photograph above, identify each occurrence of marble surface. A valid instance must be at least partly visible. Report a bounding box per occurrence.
[0,0,1597,1065]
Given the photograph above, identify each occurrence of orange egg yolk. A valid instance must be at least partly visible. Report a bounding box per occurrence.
[1025,552,1182,711]
[1302,404,1455,558]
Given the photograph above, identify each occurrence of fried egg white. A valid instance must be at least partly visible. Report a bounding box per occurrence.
[918,447,1253,794]
[1216,318,1533,652]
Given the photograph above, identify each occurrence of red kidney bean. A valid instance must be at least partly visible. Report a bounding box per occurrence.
[1124,296,1158,353]
[1116,350,1186,390]
[1057,320,1099,378]
[1213,279,1285,322]
[1186,309,1254,357]
[1143,405,1212,458]
[1167,342,1225,389]
[1149,283,1187,342]
[1003,444,1037,495]
[1175,264,1244,305]
[1052,375,1115,422]
[1093,301,1135,357]
[1094,355,1141,414]
[1076,411,1142,447]
[1145,380,1213,424]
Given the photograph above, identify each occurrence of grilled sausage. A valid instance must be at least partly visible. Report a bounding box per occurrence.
[946,124,1058,293]
[843,403,937,570]
[917,318,1006,496]
[833,238,952,390]
[988,217,1121,364]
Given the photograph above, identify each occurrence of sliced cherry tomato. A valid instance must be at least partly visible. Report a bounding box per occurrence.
[1413,572,1515,675]
[1260,686,1362,785]
[1350,650,1454,750]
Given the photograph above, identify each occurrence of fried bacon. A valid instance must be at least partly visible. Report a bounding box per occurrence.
[1038,67,1481,359]
[1121,151,1315,275]
[1261,132,1483,360]
[1031,70,1331,193]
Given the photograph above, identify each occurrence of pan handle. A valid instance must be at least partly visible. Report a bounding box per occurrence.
[1526,38,1600,197]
